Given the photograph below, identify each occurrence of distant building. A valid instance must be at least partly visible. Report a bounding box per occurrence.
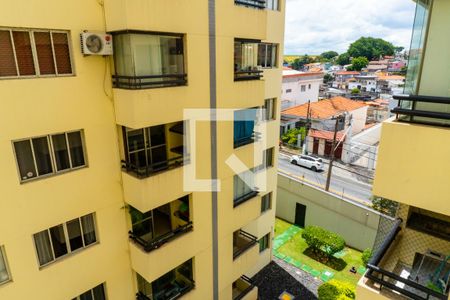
[332,71,360,89]
[348,75,378,92]
[280,96,368,134]
[281,67,324,109]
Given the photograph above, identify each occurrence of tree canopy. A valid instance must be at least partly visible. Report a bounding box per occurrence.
[336,53,350,66]
[347,37,395,61]
[347,56,369,71]
[320,51,339,60]
[291,55,313,70]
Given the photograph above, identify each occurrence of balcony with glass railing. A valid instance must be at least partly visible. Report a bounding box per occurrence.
[136,259,195,300]
[232,275,258,300]
[121,121,190,212]
[128,195,193,253]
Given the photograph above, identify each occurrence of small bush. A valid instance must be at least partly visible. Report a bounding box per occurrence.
[361,248,373,265]
[350,88,360,94]
[318,279,356,300]
[302,226,345,258]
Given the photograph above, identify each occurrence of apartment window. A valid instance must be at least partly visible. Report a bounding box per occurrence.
[266,0,279,10]
[286,89,292,93]
[0,29,72,78]
[234,170,257,206]
[72,283,106,300]
[112,32,186,89]
[261,192,272,213]
[301,85,306,92]
[259,233,270,252]
[258,43,277,68]
[308,84,311,89]
[13,130,86,182]
[234,108,257,148]
[263,98,276,121]
[263,148,274,168]
[33,213,97,267]
[234,39,263,81]
[0,246,11,284]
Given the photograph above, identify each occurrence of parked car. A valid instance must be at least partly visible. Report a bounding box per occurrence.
[290,155,324,172]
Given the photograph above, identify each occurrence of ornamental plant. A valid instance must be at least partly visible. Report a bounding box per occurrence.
[318,279,356,300]
[302,225,345,258]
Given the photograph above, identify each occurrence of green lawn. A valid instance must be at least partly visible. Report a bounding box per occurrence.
[274,218,292,237]
[274,218,364,286]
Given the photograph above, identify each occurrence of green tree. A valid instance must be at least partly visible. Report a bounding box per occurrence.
[361,248,373,265]
[394,46,405,54]
[324,73,334,83]
[291,55,312,70]
[351,88,360,95]
[336,53,350,66]
[372,196,399,217]
[348,37,395,61]
[318,280,356,300]
[281,127,306,146]
[302,226,345,258]
[320,51,339,60]
[347,56,369,71]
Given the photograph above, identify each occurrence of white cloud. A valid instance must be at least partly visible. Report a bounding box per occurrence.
[284,0,416,54]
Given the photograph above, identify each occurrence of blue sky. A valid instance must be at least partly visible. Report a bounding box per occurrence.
[284,0,417,55]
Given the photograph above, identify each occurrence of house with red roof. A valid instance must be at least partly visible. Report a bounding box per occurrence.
[281,97,369,158]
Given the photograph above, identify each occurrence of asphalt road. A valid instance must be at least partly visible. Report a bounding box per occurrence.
[278,154,373,204]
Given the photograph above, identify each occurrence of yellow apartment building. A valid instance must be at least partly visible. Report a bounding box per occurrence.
[357,0,450,299]
[0,0,285,299]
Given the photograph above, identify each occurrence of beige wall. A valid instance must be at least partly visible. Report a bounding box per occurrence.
[277,174,380,251]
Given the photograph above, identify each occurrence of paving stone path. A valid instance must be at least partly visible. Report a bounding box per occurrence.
[273,225,301,250]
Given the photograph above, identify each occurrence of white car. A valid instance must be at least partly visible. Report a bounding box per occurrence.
[290,155,324,172]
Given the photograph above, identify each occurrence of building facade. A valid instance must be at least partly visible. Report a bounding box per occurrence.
[281,68,323,109]
[357,0,450,299]
[0,1,285,299]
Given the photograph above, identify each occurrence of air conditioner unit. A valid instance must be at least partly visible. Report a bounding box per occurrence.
[80,32,113,56]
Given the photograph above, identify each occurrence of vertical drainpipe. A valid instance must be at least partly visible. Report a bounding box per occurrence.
[208,0,219,299]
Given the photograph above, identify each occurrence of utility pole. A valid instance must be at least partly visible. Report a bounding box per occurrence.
[302,100,311,154]
[325,114,345,191]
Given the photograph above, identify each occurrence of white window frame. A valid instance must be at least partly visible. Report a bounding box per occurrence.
[0,27,75,80]
[33,213,98,268]
[258,43,278,68]
[266,0,280,11]
[0,246,12,285]
[12,129,87,183]
[263,98,276,121]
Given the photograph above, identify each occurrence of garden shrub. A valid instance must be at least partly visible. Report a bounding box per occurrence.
[318,279,356,300]
[361,248,373,265]
[302,226,345,258]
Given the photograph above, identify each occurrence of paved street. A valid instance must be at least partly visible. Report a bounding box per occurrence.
[278,153,373,204]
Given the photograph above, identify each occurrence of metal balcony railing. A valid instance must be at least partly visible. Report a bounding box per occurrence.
[234,69,263,81]
[235,0,266,9]
[135,281,195,300]
[233,230,258,260]
[129,222,193,253]
[364,218,449,300]
[121,155,189,179]
[233,275,256,300]
[392,94,450,126]
[112,74,187,89]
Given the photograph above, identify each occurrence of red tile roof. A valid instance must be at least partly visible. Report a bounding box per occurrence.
[309,129,346,141]
[335,71,360,75]
[281,96,367,119]
[282,71,324,79]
